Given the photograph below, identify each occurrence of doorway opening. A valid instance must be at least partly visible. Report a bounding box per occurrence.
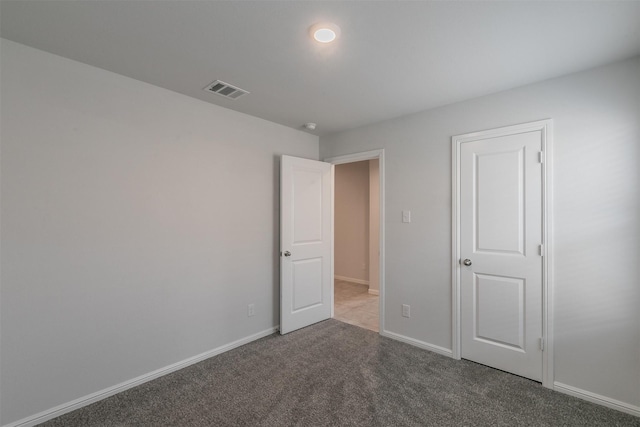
[333,160,379,331]
[325,150,385,334]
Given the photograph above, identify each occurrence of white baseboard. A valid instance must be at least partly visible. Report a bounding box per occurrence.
[380,330,453,358]
[368,289,379,295]
[554,382,640,417]
[334,275,369,286]
[4,326,279,427]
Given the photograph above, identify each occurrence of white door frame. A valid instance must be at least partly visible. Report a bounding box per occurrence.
[324,149,385,334]
[451,120,554,388]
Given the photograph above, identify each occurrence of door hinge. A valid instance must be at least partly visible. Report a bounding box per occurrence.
[539,337,545,351]
[538,151,544,164]
[538,244,544,256]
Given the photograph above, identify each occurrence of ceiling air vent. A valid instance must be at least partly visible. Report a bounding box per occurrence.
[203,80,249,100]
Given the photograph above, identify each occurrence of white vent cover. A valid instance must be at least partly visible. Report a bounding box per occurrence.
[203,80,249,100]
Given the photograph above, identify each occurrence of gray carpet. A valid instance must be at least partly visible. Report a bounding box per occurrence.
[41,319,639,426]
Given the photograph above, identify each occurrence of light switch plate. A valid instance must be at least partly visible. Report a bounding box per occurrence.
[402,210,411,223]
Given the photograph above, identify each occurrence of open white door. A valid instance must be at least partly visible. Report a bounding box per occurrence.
[280,155,333,334]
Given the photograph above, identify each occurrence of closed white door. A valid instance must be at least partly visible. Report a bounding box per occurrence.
[280,155,333,334]
[460,128,543,381]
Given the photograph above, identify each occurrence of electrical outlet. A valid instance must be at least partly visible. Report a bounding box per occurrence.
[248,304,255,317]
[402,304,411,318]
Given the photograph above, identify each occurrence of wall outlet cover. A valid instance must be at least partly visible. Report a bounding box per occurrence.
[402,304,411,318]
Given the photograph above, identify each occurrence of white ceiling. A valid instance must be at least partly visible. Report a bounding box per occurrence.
[2,1,639,136]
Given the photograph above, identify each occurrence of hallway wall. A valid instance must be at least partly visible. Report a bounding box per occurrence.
[334,161,370,283]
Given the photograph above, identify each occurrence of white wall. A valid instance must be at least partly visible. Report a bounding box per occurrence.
[334,161,369,283]
[320,57,640,409]
[0,39,318,425]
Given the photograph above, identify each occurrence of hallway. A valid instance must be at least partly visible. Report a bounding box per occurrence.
[333,279,379,332]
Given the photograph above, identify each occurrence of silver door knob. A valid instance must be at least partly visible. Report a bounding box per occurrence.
[283,251,291,257]
[463,259,472,266]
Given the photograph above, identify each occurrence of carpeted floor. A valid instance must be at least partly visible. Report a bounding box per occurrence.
[41,319,639,426]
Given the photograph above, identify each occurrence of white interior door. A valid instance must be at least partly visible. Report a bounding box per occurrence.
[280,155,333,334]
[460,128,544,381]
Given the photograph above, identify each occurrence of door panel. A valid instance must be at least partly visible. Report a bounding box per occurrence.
[280,155,333,334]
[475,147,524,254]
[475,273,525,350]
[292,258,323,311]
[292,169,324,243]
[461,129,543,381]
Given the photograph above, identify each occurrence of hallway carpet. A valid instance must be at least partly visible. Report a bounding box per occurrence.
[41,320,639,426]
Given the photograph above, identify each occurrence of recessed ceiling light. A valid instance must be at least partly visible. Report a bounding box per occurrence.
[314,28,336,43]
[310,23,340,43]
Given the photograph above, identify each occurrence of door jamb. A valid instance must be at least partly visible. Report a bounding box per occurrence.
[451,120,554,388]
[324,149,385,334]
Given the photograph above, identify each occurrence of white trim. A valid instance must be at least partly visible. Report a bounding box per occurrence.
[451,119,554,388]
[380,330,453,358]
[4,327,278,427]
[325,149,385,336]
[451,138,461,360]
[554,382,640,417]
[368,289,379,296]
[324,149,383,165]
[330,164,335,320]
[334,275,369,286]
[541,121,554,387]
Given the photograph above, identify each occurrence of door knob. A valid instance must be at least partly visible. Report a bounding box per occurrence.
[283,251,291,257]
[463,259,472,266]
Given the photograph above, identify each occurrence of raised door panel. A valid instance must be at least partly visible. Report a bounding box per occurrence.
[474,273,525,351]
[292,258,323,312]
[292,168,324,245]
[475,146,525,255]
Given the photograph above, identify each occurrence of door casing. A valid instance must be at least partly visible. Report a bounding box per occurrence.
[324,149,385,334]
[451,120,554,388]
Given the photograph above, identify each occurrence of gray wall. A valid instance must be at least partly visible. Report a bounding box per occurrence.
[320,57,640,408]
[0,39,318,425]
